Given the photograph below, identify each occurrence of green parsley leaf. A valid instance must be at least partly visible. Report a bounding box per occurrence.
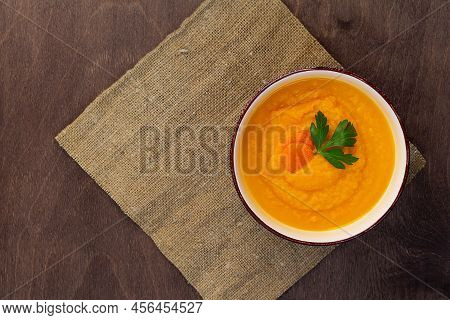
[309,111,359,169]
[318,148,359,169]
[309,111,329,150]
[324,119,357,149]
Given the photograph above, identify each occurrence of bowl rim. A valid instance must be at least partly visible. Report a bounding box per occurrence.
[229,67,410,246]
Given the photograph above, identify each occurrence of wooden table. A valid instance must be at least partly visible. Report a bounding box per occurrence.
[1,0,448,299]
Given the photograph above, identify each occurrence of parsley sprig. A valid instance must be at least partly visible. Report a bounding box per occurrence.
[310,111,359,169]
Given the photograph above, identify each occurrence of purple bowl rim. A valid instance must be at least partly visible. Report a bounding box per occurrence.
[229,67,410,246]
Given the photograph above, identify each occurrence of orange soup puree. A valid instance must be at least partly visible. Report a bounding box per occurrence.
[237,78,395,231]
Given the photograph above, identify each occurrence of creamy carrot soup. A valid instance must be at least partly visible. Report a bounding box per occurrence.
[237,78,395,231]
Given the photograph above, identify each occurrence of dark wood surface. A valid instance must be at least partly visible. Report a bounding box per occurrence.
[0,0,448,300]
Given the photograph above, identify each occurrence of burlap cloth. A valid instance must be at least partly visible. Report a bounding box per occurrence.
[56,0,426,299]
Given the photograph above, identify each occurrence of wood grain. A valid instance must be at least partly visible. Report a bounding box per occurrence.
[0,0,448,299]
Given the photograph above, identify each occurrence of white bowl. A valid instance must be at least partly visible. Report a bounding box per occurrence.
[231,68,409,245]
